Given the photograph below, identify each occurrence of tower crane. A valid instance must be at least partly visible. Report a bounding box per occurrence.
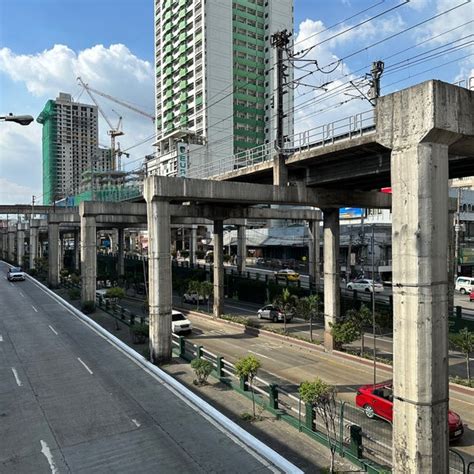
[77,76,124,171]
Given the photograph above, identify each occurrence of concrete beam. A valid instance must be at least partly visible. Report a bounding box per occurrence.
[144,176,392,209]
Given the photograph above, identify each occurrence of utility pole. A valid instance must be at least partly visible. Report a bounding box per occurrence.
[369,60,384,106]
[371,224,377,386]
[31,195,36,217]
[454,188,463,277]
[347,225,353,281]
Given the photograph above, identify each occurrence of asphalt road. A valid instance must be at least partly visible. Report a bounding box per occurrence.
[0,262,282,473]
[183,313,474,465]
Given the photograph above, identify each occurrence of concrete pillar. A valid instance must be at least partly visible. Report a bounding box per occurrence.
[236,224,246,273]
[48,223,60,288]
[29,220,39,270]
[8,229,15,263]
[273,154,288,186]
[59,234,66,272]
[147,199,172,363]
[117,228,125,277]
[80,216,97,304]
[308,219,321,288]
[189,225,197,264]
[73,230,80,272]
[323,209,340,351]
[391,142,449,473]
[213,219,224,318]
[0,230,4,260]
[17,225,25,267]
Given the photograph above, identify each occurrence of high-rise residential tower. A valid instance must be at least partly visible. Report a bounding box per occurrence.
[37,93,99,204]
[148,0,293,177]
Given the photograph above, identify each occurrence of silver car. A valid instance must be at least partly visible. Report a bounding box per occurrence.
[257,305,293,323]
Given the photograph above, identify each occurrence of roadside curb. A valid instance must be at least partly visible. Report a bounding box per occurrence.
[179,307,474,397]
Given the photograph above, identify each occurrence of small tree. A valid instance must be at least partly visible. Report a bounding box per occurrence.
[450,328,474,382]
[200,280,213,313]
[297,294,320,342]
[187,280,201,309]
[347,305,372,356]
[330,319,359,351]
[299,379,338,473]
[274,288,298,334]
[106,287,126,301]
[190,358,213,385]
[235,354,261,419]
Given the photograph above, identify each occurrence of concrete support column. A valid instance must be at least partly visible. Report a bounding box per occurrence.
[0,231,4,260]
[117,228,125,277]
[391,142,449,473]
[213,219,224,319]
[48,223,60,288]
[323,209,340,351]
[59,234,66,272]
[147,199,172,363]
[448,210,455,316]
[80,216,97,304]
[73,230,80,272]
[29,220,39,270]
[189,225,197,265]
[236,224,246,273]
[273,154,288,186]
[308,220,321,288]
[17,226,25,267]
[8,230,15,263]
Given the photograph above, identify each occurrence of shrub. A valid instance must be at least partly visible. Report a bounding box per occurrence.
[68,288,81,300]
[235,354,261,419]
[106,287,126,299]
[28,268,38,277]
[131,323,149,344]
[70,273,80,284]
[190,358,213,385]
[81,300,96,314]
[60,268,70,278]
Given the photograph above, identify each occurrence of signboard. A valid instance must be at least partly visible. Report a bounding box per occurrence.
[339,208,365,219]
[177,142,188,177]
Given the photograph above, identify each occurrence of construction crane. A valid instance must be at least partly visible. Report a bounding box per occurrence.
[77,76,124,171]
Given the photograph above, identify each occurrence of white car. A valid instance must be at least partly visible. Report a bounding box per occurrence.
[7,267,25,282]
[455,276,474,294]
[172,310,192,334]
[183,292,206,304]
[347,279,384,293]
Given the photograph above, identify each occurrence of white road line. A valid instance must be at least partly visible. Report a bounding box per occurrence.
[11,368,23,386]
[49,325,58,336]
[19,291,25,298]
[40,440,59,474]
[77,358,93,375]
[9,282,14,287]
[0,335,3,342]
[248,350,271,360]
[131,419,141,427]
[32,305,38,312]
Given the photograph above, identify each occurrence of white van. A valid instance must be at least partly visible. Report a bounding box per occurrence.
[455,277,474,294]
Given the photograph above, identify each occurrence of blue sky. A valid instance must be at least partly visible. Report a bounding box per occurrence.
[0,0,473,203]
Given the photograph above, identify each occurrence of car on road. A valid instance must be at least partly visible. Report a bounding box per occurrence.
[346,279,384,293]
[172,310,192,334]
[356,382,464,442]
[274,268,300,282]
[183,292,207,304]
[455,276,474,294]
[470,289,474,302]
[7,267,25,282]
[257,304,293,323]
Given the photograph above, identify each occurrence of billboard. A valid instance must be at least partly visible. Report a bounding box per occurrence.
[339,208,366,219]
[177,142,188,177]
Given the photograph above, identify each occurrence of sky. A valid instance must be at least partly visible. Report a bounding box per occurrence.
[0,0,473,204]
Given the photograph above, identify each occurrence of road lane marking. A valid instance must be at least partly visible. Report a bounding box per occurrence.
[132,419,141,427]
[32,305,38,312]
[0,335,3,342]
[49,325,58,336]
[77,358,93,375]
[9,282,14,287]
[248,350,271,360]
[40,440,59,474]
[11,368,22,386]
[19,291,25,297]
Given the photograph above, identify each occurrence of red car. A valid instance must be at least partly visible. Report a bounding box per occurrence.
[356,382,464,442]
[470,289,474,302]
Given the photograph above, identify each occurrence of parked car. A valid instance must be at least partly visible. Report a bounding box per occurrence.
[346,279,384,293]
[7,267,25,282]
[257,304,293,323]
[183,292,206,304]
[275,268,300,282]
[470,289,474,302]
[95,288,116,303]
[455,276,474,294]
[172,310,192,334]
[356,382,464,442]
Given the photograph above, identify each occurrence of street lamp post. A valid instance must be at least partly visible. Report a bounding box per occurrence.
[0,113,34,126]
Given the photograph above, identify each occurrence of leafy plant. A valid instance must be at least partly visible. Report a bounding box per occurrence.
[299,379,338,473]
[130,323,149,344]
[190,358,213,385]
[450,328,474,382]
[106,287,126,300]
[330,319,359,350]
[274,288,298,334]
[68,288,81,300]
[235,354,261,419]
[297,294,320,342]
[81,300,96,314]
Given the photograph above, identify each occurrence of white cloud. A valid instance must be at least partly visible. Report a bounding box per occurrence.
[0,178,39,205]
[0,43,156,202]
